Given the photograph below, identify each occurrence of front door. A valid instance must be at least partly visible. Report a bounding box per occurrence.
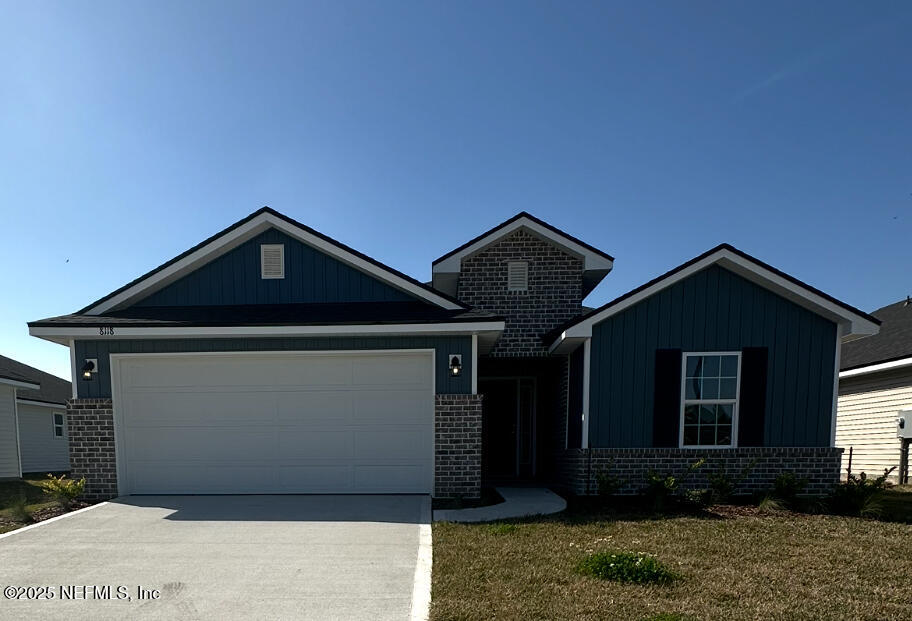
[480,377,536,480]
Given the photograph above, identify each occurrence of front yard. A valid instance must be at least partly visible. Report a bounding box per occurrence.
[432,492,912,621]
[0,474,83,534]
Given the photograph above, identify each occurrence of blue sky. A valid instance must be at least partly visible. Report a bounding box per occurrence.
[1,1,910,380]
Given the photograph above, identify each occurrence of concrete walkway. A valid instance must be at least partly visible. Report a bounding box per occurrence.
[0,495,430,621]
[434,487,566,523]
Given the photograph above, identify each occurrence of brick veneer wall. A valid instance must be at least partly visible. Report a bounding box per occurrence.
[435,394,483,499]
[67,398,118,500]
[555,447,843,496]
[458,229,583,357]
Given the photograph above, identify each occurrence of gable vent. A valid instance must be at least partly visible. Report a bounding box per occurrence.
[507,261,528,292]
[260,244,285,279]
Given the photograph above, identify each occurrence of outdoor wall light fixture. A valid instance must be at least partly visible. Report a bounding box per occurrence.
[449,354,462,377]
[82,359,97,381]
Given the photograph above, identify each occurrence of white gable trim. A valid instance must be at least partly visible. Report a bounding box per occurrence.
[550,247,879,352]
[0,377,40,390]
[85,211,463,314]
[432,216,614,275]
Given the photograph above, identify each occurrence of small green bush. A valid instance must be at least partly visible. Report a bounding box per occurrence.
[757,494,784,513]
[38,474,85,510]
[707,458,758,504]
[829,467,895,517]
[487,523,517,535]
[642,459,705,510]
[595,458,625,497]
[771,472,807,505]
[8,493,32,523]
[576,551,677,585]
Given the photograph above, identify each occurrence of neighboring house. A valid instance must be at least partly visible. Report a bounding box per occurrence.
[27,208,878,499]
[837,299,912,481]
[0,355,72,476]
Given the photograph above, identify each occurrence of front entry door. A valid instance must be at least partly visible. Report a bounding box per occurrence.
[480,378,536,480]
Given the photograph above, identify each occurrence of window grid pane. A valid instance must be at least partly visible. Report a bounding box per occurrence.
[683,354,738,447]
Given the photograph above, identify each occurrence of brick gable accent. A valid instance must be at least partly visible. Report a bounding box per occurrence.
[457,230,583,357]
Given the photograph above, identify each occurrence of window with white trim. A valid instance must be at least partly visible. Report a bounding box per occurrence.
[53,413,65,438]
[681,352,739,447]
[260,244,285,279]
[507,261,528,292]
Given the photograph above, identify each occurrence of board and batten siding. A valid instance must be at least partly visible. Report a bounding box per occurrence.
[837,367,912,480]
[134,228,414,307]
[589,264,837,448]
[17,404,70,473]
[75,336,472,399]
[0,385,22,478]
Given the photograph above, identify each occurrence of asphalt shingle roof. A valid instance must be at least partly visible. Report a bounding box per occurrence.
[0,355,70,405]
[841,298,912,371]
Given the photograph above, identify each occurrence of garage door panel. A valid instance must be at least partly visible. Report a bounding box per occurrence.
[276,430,353,460]
[124,392,274,426]
[352,391,431,423]
[275,391,352,423]
[352,355,431,386]
[127,427,279,461]
[353,464,429,492]
[116,352,434,494]
[354,429,429,459]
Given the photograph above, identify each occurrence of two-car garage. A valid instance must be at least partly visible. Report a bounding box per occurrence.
[112,351,435,495]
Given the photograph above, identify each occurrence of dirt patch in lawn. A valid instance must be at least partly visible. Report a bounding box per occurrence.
[431,504,912,621]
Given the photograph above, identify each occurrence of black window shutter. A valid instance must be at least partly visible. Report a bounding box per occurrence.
[738,347,769,447]
[653,349,682,448]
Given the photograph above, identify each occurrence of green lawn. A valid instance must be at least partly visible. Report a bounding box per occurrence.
[432,495,912,621]
[0,474,61,534]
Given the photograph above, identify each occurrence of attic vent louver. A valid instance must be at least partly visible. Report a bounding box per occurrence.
[260,244,285,279]
[507,261,528,292]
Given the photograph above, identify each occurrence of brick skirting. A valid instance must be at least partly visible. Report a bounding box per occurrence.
[435,394,483,499]
[66,398,117,500]
[555,447,843,496]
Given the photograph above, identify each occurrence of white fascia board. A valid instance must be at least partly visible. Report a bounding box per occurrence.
[29,321,506,341]
[0,378,40,390]
[553,249,879,349]
[86,212,462,314]
[433,217,613,275]
[839,356,912,379]
[16,399,67,408]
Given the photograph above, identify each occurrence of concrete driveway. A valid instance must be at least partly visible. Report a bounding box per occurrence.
[0,495,430,621]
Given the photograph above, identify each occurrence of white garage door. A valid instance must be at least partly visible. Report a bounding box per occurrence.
[113,351,434,494]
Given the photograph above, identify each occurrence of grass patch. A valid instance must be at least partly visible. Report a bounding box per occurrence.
[486,522,517,536]
[0,473,71,534]
[576,551,676,585]
[431,499,912,620]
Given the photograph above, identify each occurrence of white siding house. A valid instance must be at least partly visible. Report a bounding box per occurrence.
[837,299,912,482]
[837,367,912,480]
[17,402,69,473]
[0,384,22,479]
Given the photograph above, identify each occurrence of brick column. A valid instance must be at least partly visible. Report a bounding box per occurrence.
[66,398,118,500]
[435,394,483,499]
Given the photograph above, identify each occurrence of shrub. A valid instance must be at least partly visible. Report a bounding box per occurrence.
[829,467,895,517]
[38,474,86,510]
[771,472,807,505]
[8,493,32,523]
[576,551,677,585]
[757,494,784,513]
[706,458,758,504]
[595,459,625,497]
[642,459,705,511]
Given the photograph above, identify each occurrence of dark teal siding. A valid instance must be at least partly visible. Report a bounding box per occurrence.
[134,228,414,307]
[589,265,836,448]
[75,336,471,398]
